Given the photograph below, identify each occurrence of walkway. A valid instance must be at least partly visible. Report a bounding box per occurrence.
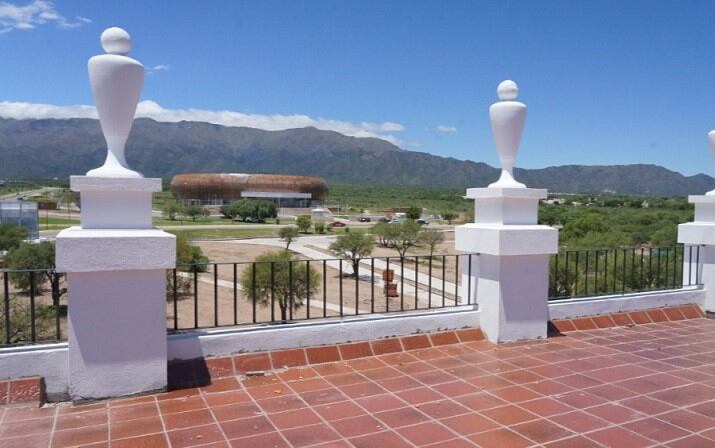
[3,318,715,447]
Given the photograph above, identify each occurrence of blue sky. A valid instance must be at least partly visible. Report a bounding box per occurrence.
[1,0,714,176]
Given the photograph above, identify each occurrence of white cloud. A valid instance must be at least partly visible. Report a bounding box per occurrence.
[436,125,457,133]
[147,64,170,75]
[0,1,90,34]
[0,100,406,146]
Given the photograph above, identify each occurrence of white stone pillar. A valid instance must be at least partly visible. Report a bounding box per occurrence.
[455,81,557,343]
[678,196,715,313]
[55,28,175,401]
[677,131,715,314]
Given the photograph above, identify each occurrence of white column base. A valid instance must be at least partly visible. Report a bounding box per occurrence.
[697,246,715,313]
[477,254,549,343]
[68,269,167,401]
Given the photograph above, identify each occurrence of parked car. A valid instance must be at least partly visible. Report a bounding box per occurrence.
[358,216,371,222]
[416,219,427,225]
[331,221,347,227]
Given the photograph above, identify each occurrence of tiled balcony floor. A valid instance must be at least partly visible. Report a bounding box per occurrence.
[3,319,715,448]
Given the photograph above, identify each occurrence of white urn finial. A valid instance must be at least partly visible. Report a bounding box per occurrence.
[707,130,715,195]
[86,27,144,178]
[488,80,527,188]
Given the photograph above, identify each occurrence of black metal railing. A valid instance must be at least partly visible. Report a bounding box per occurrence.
[1,269,66,347]
[549,245,701,300]
[166,254,474,332]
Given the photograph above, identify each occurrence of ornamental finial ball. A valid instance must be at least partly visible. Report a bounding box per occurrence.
[497,80,519,101]
[101,27,131,55]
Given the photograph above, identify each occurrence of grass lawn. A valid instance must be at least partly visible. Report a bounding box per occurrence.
[170,228,282,240]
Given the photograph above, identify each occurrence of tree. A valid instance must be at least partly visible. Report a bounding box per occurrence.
[240,251,320,322]
[184,205,209,221]
[371,222,399,247]
[393,220,421,258]
[406,206,422,220]
[279,226,299,250]
[5,241,61,295]
[329,232,374,277]
[441,211,457,225]
[162,201,183,221]
[296,215,312,233]
[314,222,326,234]
[0,224,28,252]
[418,228,444,258]
[167,233,208,298]
[175,233,209,271]
[223,199,277,222]
[220,202,241,220]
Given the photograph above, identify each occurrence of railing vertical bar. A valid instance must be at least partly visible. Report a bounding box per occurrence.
[414,256,419,310]
[53,274,61,341]
[30,272,36,342]
[323,260,327,318]
[441,255,446,307]
[621,249,628,293]
[594,251,599,295]
[428,256,432,309]
[3,272,9,344]
[339,259,343,317]
[696,246,701,285]
[355,258,359,316]
[213,264,218,327]
[371,258,375,314]
[400,258,405,311]
[664,248,670,291]
[386,257,390,312]
[648,247,653,289]
[565,251,570,298]
[656,247,662,289]
[289,261,294,321]
[584,251,589,297]
[603,251,608,294]
[233,264,238,325]
[630,248,636,292]
[173,269,178,330]
[270,262,275,322]
[574,252,580,296]
[455,255,459,303]
[306,260,311,320]
[611,250,617,296]
[467,255,472,305]
[554,253,559,297]
[638,247,644,291]
[672,246,677,288]
[252,263,257,323]
[688,245,693,286]
[193,269,198,329]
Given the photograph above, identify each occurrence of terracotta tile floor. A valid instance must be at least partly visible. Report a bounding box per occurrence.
[3,318,715,447]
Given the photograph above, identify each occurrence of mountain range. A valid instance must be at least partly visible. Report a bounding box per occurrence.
[0,117,712,196]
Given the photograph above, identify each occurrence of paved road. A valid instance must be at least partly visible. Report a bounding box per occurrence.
[232,234,465,306]
[0,187,60,201]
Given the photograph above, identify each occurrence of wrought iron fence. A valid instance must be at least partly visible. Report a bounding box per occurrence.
[549,245,701,300]
[1,269,66,346]
[1,246,704,347]
[167,254,474,332]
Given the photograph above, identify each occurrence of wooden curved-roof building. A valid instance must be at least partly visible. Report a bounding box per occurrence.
[170,173,328,206]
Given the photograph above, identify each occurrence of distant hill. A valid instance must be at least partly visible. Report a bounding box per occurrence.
[0,117,712,196]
